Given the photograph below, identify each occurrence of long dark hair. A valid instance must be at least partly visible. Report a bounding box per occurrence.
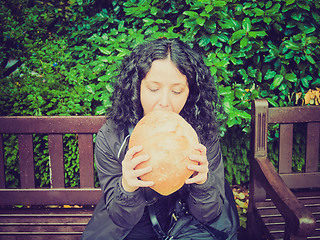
[107,38,222,143]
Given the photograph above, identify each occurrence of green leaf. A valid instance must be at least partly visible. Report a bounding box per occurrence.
[301,77,310,88]
[205,5,213,13]
[230,29,246,44]
[292,12,302,21]
[285,41,301,51]
[235,109,251,120]
[150,6,158,16]
[183,11,199,18]
[98,75,109,82]
[272,75,284,88]
[98,46,111,55]
[97,56,109,63]
[306,54,315,64]
[248,31,267,38]
[267,98,279,107]
[263,17,272,24]
[266,3,281,14]
[143,18,154,26]
[242,18,251,32]
[199,37,210,47]
[253,8,264,17]
[265,69,277,80]
[311,78,320,87]
[95,105,106,115]
[240,37,249,48]
[212,1,227,7]
[297,2,310,11]
[196,17,206,26]
[284,73,297,82]
[286,0,295,5]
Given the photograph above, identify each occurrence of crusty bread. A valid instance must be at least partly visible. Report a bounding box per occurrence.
[129,110,199,196]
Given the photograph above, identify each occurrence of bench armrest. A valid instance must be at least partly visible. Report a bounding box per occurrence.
[254,156,316,237]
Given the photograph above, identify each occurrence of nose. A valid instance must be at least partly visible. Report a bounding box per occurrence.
[159,91,169,108]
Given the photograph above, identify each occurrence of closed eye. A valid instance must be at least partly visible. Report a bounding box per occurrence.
[172,90,182,95]
[149,88,159,92]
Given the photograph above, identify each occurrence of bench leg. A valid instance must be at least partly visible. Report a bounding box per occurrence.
[284,225,306,240]
[247,203,264,240]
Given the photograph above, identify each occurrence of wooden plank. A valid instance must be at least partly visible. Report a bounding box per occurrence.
[279,124,293,174]
[268,105,320,124]
[0,135,5,188]
[0,232,82,240]
[18,135,35,189]
[253,99,268,158]
[78,134,94,188]
[48,134,65,188]
[0,189,101,205]
[0,116,106,134]
[280,172,320,189]
[306,122,320,173]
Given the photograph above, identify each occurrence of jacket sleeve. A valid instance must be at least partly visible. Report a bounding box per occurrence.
[187,135,225,224]
[94,123,146,228]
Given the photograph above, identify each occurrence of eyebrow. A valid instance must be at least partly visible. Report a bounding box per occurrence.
[143,80,188,86]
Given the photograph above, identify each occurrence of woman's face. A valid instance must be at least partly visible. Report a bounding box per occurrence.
[140,58,189,116]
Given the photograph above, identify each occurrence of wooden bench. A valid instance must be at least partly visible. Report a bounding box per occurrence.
[0,116,106,239]
[247,99,320,239]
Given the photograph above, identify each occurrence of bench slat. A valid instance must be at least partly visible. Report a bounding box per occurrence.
[280,172,320,189]
[0,135,5,188]
[78,134,94,188]
[0,116,106,134]
[306,122,320,173]
[268,105,320,124]
[279,124,293,174]
[48,134,65,188]
[256,190,320,239]
[18,134,35,189]
[0,189,101,205]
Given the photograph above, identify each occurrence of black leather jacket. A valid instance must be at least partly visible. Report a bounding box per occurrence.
[82,120,228,240]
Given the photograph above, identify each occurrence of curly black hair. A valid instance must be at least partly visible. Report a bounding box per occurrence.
[107,38,223,143]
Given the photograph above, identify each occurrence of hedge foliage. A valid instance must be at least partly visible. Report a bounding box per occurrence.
[1,0,319,186]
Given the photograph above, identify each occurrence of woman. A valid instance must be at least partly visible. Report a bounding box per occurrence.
[82,38,238,240]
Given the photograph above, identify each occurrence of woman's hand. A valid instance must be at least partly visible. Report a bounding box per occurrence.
[185,144,209,185]
[121,146,154,192]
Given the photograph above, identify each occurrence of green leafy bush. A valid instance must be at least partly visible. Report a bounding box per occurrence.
[1,0,319,186]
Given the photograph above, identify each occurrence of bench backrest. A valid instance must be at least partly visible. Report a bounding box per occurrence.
[0,116,106,206]
[252,99,320,189]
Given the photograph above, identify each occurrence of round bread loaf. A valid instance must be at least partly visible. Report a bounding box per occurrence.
[128,110,199,196]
